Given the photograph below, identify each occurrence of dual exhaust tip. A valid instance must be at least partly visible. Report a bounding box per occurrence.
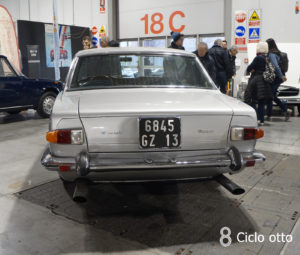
[72,146,245,202]
[72,179,89,203]
[71,174,244,203]
[214,174,245,195]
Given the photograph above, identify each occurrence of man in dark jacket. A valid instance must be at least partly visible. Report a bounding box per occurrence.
[169,31,185,50]
[193,42,216,82]
[208,39,231,93]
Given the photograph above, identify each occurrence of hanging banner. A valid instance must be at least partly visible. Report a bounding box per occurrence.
[45,24,72,68]
[234,10,247,52]
[0,5,21,71]
[52,0,60,80]
[248,9,261,44]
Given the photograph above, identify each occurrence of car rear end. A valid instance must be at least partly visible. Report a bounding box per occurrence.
[41,48,265,183]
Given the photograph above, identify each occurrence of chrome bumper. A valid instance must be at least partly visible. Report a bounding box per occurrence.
[41,147,266,177]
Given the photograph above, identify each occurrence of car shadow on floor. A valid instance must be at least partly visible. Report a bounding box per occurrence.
[18,172,258,253]
[0,110,40,124]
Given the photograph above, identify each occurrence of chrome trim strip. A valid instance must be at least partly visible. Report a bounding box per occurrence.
[0,105,33,110]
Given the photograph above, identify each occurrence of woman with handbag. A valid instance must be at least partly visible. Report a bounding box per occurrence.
[266,38,289,121]
[244,42,273,126]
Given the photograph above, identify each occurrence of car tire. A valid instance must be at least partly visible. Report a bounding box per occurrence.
[37,91,57,118]
[6,110,22,115]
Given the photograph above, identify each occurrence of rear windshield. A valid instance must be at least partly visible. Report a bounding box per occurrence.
[69,54,215,90]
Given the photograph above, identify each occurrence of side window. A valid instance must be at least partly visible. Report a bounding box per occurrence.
[0,59,16,77]
[183,37,197,52]
[202,36,225,49]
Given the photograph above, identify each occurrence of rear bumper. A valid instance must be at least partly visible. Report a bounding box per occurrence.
[41,147,265,181]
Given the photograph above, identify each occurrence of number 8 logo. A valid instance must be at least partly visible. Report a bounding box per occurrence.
[220,227,232,247]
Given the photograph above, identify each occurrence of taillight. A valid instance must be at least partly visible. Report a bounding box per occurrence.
[231,127,264,141]
[46,129,83,144]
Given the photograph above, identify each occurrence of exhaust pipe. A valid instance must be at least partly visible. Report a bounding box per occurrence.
[215,174,245,195]
[73,179,89,203]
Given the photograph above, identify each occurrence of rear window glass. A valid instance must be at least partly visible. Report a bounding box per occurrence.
[70,54,215,90]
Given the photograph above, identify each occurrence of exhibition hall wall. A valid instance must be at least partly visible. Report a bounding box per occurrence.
[230,0,300,93]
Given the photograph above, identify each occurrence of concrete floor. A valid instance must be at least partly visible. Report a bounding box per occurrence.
[0,110,299,255]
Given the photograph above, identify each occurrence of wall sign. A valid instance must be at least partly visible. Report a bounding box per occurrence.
[119,0,224,38]
[248,9,261,43]
[140,11,185,35]
[92,37,98,45]
[99,25,106,37]
[91,26,98,35]
[235,26,246,37]
[100,0,105,14]
[234,10,247,52]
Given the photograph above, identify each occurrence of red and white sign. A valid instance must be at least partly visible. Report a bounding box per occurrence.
[235,11,246,23]
[234,10,247,52]
[235,38,246,45]
[91,26,98,35]
[248,9,261,44]
[100,0,105,14]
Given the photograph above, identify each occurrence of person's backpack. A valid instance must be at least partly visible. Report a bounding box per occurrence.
[278,52,289,74]
[263,61,276,84]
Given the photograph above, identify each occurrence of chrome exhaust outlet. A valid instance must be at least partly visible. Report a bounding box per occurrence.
[215,174,245,195]
[73,179,89,203]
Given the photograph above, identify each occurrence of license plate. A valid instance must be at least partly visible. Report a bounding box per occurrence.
[139,117,181,149]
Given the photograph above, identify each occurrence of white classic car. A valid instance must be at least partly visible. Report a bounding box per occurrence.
[41,48,265,201]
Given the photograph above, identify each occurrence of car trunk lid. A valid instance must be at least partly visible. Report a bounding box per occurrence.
[79,88,233,152]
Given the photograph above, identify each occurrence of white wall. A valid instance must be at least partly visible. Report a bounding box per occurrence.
[232,0,300,43]
[0,0,111,36]
[119,0,224,39]
[231,0,300,95]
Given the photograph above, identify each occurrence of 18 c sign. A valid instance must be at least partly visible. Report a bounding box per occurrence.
[140,11,185,35]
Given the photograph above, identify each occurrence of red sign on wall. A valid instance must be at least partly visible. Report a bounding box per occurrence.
[235,12,246,23]
[91,26,98,35]
[235,38,246,45]
[234,10,247,52]
[100,0,105,14]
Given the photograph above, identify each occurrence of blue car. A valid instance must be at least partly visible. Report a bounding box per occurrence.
[0,55,63,118]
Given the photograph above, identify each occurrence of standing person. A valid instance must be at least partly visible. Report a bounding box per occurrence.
[266,38,289,121]
[208,39,231,93]
[221,40,228,50]
[228,45,238,78]
[244,42,273,126]
[169,31,185,50]
[193,42,216,82]
[82,36,92,50]
[100,36,110,48]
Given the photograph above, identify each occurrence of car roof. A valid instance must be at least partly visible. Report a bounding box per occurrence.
[75,47,196,58]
